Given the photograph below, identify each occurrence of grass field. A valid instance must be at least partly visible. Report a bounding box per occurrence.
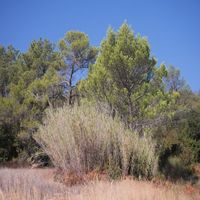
[0,168,199,200]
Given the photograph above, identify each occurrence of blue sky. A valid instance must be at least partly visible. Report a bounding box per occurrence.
[0,0,200,91]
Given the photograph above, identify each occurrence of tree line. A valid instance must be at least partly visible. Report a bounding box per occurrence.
[0,23,200,179]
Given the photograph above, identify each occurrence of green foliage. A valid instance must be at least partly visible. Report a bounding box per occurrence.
[0,45,20,97]
[11,39,62,131]
[0,97,20,161]
[0,45,21,161]
[79,23,176,130]
[159,108,200,180]
[166,156,193,180]
[0,39,63,162]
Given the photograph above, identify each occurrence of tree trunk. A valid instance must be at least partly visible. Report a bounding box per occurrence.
[68,64,75,105]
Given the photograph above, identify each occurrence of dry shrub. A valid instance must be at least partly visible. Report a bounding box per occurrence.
[35,104,158,179]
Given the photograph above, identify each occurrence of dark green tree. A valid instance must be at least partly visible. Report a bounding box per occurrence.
[0,45,20,97]
[0,45,21,161]
[0,39,63,162]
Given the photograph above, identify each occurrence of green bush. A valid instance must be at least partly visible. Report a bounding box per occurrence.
[164,156,193,181]
[159,126,198,180]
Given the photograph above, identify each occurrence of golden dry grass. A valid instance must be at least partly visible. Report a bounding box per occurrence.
[0,168,199,200]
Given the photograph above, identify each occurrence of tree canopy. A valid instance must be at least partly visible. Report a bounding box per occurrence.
[79,23,177,131]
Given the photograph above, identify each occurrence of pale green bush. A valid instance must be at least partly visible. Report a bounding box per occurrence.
[35,104,158,179]
[121,132,158,178]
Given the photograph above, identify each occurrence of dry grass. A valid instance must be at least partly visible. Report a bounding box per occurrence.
[67,179,199,200]
[0,168,199,200]
[0,168,70,200]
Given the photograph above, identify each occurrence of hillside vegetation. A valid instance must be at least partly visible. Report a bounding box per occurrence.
[0,23,200,185]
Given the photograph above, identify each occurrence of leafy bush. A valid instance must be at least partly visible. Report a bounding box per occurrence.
[35,104,158,179]
[158,108,200,180]
[163,156,193,181]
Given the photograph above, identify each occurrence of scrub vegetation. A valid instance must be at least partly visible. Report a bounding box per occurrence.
[0,23,200,199]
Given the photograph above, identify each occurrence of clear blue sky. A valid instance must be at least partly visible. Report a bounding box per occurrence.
[0,0,200,91]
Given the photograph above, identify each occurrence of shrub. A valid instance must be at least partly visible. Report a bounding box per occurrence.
[35,104,158,179]
[121,131,158,178]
